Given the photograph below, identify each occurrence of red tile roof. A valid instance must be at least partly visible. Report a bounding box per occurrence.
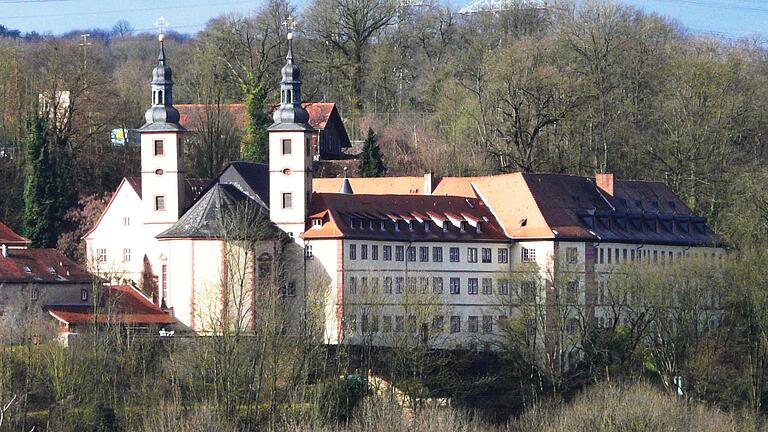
[0,221,30,246]
[0,248,93,284]
[303,193,508,241]
[47,285,175,326]
[175,102,337,131]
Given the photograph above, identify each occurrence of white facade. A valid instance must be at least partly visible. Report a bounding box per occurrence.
[269,130,314,242]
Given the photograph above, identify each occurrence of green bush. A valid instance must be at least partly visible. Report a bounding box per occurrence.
[316,377,367,423]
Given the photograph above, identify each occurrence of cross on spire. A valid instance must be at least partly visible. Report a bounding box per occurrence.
[283,16,295,40]
[155,16,169,39]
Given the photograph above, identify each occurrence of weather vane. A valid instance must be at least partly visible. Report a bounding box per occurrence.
[155,16,169,41]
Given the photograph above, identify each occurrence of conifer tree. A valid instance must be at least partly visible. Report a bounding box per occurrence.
[240,82,271,163]
[358,128,386,177]
[22,116,57,247]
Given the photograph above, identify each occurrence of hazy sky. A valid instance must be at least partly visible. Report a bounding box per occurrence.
[0,0,764,39]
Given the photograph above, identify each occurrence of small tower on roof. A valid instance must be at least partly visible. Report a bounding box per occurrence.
[269,17,315,241]
[140,32,187,231]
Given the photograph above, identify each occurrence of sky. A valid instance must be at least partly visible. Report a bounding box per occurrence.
[0,0,765,39]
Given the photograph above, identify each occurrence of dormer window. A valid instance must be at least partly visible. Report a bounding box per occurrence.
[47,266,56,274]
[460,221,467,232]
[311,218,322,228]
[476,222,482,233]
[442,221,449,232]
[23,265,31,273]
[424,221,430,232]
[380,221,386,231]
[394,221,400,232]
[408,221,414,231]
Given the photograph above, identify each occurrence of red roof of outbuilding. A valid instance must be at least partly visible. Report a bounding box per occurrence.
[47,285,176,326]
[0,248,93,284]
[0,221,30,246]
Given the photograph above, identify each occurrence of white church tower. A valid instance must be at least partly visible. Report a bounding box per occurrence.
[140,34,186,230]
[269,18,314,241]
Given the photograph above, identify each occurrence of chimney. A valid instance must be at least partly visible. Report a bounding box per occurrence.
[423,172,434,195]
[0,244,7,258]
[595,173,614,197]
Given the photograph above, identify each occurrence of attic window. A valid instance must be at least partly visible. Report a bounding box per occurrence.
[380,220,386,231]
[476,222,482,233]
[408,221,414,231]
[442,221,449,232]
[394,221,400,232]
[23,265,31,273]
[424,221,430,232]
[520,218,527,227]
[47,267,56,274]
[311,218,322,228]
[460,221,467,232]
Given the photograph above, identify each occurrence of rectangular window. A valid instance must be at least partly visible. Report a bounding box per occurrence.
[96,248,107,263]
[419,277,429,293]
[432,277,443,294]
[122,248,131,263]
[383,245,392,261]
[407,277,417,293]
[482,316,493,334]
[467,248,478,263]
[407,315,417,333]
[450,277,461,295]
[305,244,313,258]
[348,277,357,294]
[615,248,620,263]
[396,246,404,261]
[371,245,379,260]
[607,248,612,264]
[395,277,403,294]
[498,278,510,295]
[521,247,536,263]
[482,278,493,295]
[432,316,444,331]
[450,316,461,333]
[306,137,311,157]
[566,280,579,302]
[419,246,429,262]
[498,248,509,264]
[281,192,292,209]
[155,195,166,211]
[153,139,164,156]
[361,277,368,293]
[482,248,492,263]
[432,247,443,262]
[361,315,369,333]
[599,248,604,264]
[382,316,392,332]
[468,316,479,333]
[282,138,292,155]
[285,282,296,297]
[521,281,536,303]
[81,289,89,302]
[361,244,368,260]
[384,277,392,294]
[349,244,357,260]
[449,247,460,262]
[622,249,628,262]
[31,287,39,301]
[468,278,478,295]
[566,247,578,264]
[371,315,379,332]
[407,246,416,262]
[395,316,404,333]
[122,217,130,227]
[630,249,636,261]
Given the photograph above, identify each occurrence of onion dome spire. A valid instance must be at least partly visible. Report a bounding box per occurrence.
[270,16,312,131]
[141,33,183,131]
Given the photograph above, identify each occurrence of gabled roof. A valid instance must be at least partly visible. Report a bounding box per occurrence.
[313,177,427,195]
[0,221,30,247]
[47,285,176,326]
[0,248,93,284]
[157,162,278,240]
[303,193,507,241]
[176,102,338,132]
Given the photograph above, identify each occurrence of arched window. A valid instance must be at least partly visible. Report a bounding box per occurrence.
[158,90,164,104]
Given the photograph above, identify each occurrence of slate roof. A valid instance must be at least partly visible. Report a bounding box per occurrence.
[157,162,278,240]
[303,193,508,242]
[0,221,30,246]
[47,285,176,326]
[0,248,93,284]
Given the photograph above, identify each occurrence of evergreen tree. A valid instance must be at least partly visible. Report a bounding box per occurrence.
[22,116,72,248]
[240,81,271,163]
[358,128,386,177]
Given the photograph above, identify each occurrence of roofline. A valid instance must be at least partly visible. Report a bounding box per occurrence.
[47,310,70,326]
[82,178,135,240]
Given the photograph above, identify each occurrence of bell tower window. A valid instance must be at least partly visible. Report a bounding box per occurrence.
[155,196,166,211]
[158,90,164,104]
[282,139,292,155]
[154,140,164,156]
[282,193,293,209]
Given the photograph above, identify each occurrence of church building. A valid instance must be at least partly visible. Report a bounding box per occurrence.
[85,27,724,347]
